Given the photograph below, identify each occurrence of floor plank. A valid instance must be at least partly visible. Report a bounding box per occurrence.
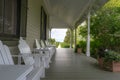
[41,48,120,80]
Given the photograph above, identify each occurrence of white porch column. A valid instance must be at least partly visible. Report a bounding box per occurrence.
[70,28,73,48]
[49,28,51,39]
[74,28,77,48]
[86,12,90,57]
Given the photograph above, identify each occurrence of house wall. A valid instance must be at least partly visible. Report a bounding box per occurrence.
[0,0,49,63]
[41,0,50,41]
[26,0,49,49]
[1,0,50,56]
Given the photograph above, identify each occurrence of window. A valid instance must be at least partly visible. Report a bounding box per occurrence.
[0,0,27,38]
[20,0,27,37]
[40,7,47,40]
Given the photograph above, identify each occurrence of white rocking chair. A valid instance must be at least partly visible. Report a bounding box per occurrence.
[35,39,55,64]
[40,40,54,60]
[35,39,50,68]
[0,40,45,80]
[19,37,50,68]
[45,40,56,53]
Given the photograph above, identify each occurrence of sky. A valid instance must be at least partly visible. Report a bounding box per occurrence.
[51,29,67,42]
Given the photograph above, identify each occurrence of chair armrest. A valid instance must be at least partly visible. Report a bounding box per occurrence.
[31,49,50,59]
[47,45,56,47]
[34,48,50,52]
[11,54,22,65]
[12,54,22,57]
[20,53,44,67]
[20,53,43,57]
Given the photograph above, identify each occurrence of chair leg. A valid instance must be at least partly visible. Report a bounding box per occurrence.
[40,68,45,78]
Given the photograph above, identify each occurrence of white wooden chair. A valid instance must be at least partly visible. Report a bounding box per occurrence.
[43,40,56,54]
[35,39,50,68]
[18,38,46,76]
[40,40,54,59]
[35,39,55,64]
[0,41,14,65]
[0,40,45,80]
[19,37,50,69]
[45,40,56,53]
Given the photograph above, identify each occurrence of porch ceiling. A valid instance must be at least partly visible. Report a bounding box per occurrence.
[44,0,109,29]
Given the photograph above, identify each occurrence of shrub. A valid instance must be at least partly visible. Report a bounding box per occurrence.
[90,40,102,58]
[74,44,81,53]
[78,41,86,53]
[60,42,70,48]
[55,42,60,48]
[104,51,120,62]
[74,41,86,53]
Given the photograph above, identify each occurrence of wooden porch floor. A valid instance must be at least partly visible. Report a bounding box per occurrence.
[42,48,120,80]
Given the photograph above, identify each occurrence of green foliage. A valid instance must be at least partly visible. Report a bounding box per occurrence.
[74,44,81,53]
[104,0,120,8]
[104,51,120,62]
[74,41,86,53]
[90,40,102,58]
[75,0,120,58]
[48,38,60,48]
[48,38,56,45]
[76,23,87,43]
[75,24,87,53]
[90,0,120,54]
[78,24,87,38]
[64,29,71,44]
[60,42,70,48]
[55,42,60,47]
[78,41,86,53]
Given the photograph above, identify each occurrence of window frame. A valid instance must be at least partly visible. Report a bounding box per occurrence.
[40,6,47,40]
[0,0,27,39]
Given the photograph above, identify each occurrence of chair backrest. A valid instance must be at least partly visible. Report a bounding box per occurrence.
[0,41,14,65]
[18,38,34,65]
[4,45,14,65]
[0,39,34,66]
[40,40,46,48]
[0,41,5,64]
[35,39,41,49]
[0,41,9,64]
[45,40,48,46]
[0,51,4,64]
[19,37,31,53]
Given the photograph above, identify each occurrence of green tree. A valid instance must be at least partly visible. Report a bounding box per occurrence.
[90,0,120,51]
[49,38,60,48]
[49,38,56,44]
[64,29,71,44]
[76,0,120,58]
[77,22,87,42]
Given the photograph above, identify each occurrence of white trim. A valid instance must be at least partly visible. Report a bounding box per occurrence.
[43,0,52,15]
[86,12,90,57]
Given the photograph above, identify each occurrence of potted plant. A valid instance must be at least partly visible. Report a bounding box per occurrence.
[75,44,82,54]
[97,48,105,68]
[103,51,120,72]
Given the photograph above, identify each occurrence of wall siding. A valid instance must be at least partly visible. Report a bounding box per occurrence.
[26,0,49,49]
[26,0,42,49]
[0,0,49,64]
